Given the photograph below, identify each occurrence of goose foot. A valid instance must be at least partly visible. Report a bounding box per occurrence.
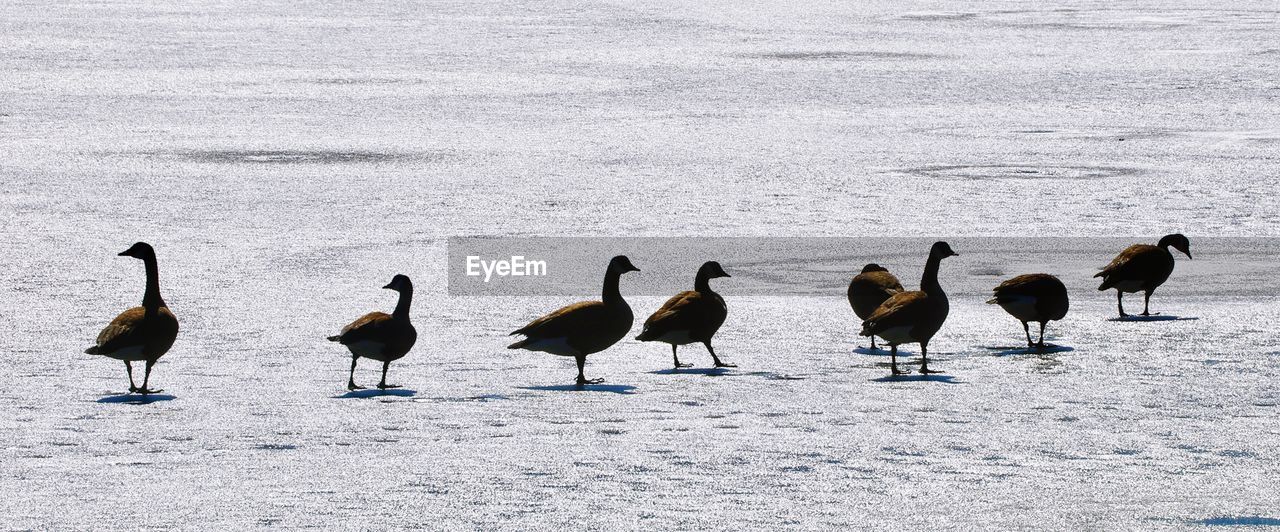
[890,366,908,376]
[674,362,694,369]
[917,366,943,374]
[135,387,163,395]
[714,362,738,368]
[376,383,401,390]
[576,377,605,385]
[348,383,367,391]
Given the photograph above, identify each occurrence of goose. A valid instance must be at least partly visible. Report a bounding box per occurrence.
[847,263,904,350]
[509,255,639,385]
[1095,234,1191,317]
[987,273,1069,348]
[859,241,958,375]
[328,274,417,391]
[636,261,735,369]
[85,242,179,394]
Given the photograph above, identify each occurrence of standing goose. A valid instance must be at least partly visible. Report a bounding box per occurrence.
[328,274,417,390]
[987,273,1069,348]
[847,263,904,350]
[509,255,639,385]
[85,242,179,394]
[1095,234,1191,317]
[636,261,735,369]
[860,241,958,375]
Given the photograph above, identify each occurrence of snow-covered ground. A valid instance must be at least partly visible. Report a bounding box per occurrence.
[2,0,1278,528]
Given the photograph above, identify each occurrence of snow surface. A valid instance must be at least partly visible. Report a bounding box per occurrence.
[2,0,1279,529]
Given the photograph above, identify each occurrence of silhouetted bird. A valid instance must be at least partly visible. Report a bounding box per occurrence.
[1095,234,1191,317]
[847,263,904,351]
[509,256,639,385]
[987,273,1069,348]
[328,275,417,390]
[85,242,179,394]
[860,242,958,375]
[636,261,735,369]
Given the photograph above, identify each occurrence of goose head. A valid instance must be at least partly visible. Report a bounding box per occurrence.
[1158,233,1191,259]
[860,263,888,273]
[699,261,731,279]
[383,274,413,292]
[930,241,959,260]
[118,242,156,260]
[608,255,641,274]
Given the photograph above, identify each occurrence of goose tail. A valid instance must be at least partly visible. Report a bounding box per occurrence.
[326,335,341,342]
[84,345,100,355]
[985,297,1000,305]
[507,338,529,350]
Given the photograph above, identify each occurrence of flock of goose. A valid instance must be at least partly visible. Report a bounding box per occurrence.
[85,235,1192,393]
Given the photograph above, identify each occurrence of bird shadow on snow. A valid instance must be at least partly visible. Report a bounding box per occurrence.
[983,344,1075,357]
[649,367,733,376]
[869,374,960,384]
[96,393,177,404]
[852,346,914,357]
[1107,314,1198,322]
[332,389,418,399]
[519,384,638,395]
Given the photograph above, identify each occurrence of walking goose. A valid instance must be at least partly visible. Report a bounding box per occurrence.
[1095,234,1191,317]
[509,255,639,385]
[987,273,1069,348]
[85,242,179,394]
[847,263,904,350]
[859,241,958,375]
[328,274,417,390]
[636,261,734,368]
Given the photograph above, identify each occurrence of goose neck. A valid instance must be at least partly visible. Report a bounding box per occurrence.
[141,255,166,309]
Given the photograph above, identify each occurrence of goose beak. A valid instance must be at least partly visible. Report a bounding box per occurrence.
[117,250,130,257]
[382,282,396,290]
[629,266,641,273]
[1185,251,1193,260]
[950,251,960,257]
[722,272,732,278]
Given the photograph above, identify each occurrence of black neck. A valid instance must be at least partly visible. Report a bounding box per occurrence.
[694,270,714,294]
[602,268,624,305]
[392,287,412,318]
[920,253,944,296]
[141,255,165,310]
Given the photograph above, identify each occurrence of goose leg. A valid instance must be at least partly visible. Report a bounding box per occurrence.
[124,361,138,393]
[1022,321,1033,347]
[672,345,692,368]
[1141,291,1153,316]
[137,360,162,394]
[575,355,603,385]
[347,356,365,391]
[1117,291,1129,317]
[918,343,942,374]
[705,341,736,368]
[1037,322,1047,348]
[890,345,905,375]
[869,336,878,351]
[377,361,400,390]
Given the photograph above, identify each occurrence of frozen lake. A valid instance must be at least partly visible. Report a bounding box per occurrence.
[2,0,1278,528]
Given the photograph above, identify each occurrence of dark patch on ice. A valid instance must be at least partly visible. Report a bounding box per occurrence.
[739,371,805,380]
[1106,314,1198,322]
[983,9,1194,30]
[650,367,731,376]
[1199,516,1280,526]
[150,149,443,165]
[896,11,977,21]
[747,51,942,61]
[899,164,1137,181]
[519,384,637,394]
[255,443,298,451]
[96,393,176,404]
[333,388,418,399]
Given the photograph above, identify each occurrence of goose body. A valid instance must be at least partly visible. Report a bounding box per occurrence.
[847,263,904,350]
[987,273,1069,347]
[1095,234,1191,317]
[859,242,957,375]
[509,255,639,384]
[636,261,734,368]
[85,242,178,394]
[329,274,416,390]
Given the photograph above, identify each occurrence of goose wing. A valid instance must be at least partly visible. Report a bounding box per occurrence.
[333,312,393,344]
[861,291,927,336]
[89,306,178,355]
[992,273,1054,300]
[1095,244,1161,288]
[510,301,609,339]
[637,291,704,339]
